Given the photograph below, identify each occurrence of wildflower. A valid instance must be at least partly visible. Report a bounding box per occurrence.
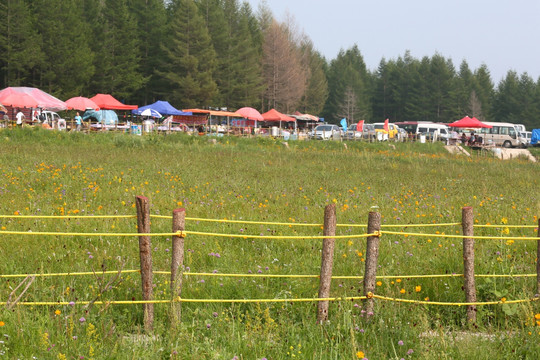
[55,309,61,316]
[400,288,406,294]
[407,349,414,355]
[206,324,211,329]
[356,351,365,359]
[79,317,86,323]
[0,321,4,326]
[415,285,421,292]
[398,340,404,346]
[376,281,382,287]
[535,313,540,320]
[69,301,75,306]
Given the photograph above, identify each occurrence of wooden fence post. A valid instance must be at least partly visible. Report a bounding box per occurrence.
[136,196,154,332]
[462,206,477,324]
[171,208,186,326]
[363,210,381,319]
[317,204,337,324]
[536,218,540,296]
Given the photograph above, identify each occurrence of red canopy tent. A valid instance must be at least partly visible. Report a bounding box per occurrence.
[448,116,492,128]
[261,109,295,122]
[90,94,137,110]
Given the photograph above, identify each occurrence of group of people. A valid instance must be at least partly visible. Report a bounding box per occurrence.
[7,109,82,131]
[460,132,483,146]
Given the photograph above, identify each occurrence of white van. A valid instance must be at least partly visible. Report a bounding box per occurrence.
[477,122,520,148]
[416,122,450,141]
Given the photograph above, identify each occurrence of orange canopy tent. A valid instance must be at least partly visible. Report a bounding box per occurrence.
[90,94,137,110]
[182,108,242,117]
[261,109,296,122]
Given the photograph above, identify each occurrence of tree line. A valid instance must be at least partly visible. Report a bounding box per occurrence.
[0,0,538,129]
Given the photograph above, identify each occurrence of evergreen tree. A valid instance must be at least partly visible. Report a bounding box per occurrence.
[229,3,264,108]
[33,0,94,99]
[92,0,146,100]
[298,43,328,115]
[472,64,494,121]
[197,0,226,105]
[0,0,42,87]
[493,70,520,123]
[370,59,389,120]
[128,0,167,104]
[323,45,369,123]
[159,0,217,108]
[427,53,455,122]
[453,60,474,117]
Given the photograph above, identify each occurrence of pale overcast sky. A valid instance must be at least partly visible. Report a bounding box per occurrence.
[246,0,540,84]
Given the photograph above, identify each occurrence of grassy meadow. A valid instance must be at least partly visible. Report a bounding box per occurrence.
[0,127,539,359]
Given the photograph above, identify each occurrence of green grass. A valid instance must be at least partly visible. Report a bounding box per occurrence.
[0,128,539,359]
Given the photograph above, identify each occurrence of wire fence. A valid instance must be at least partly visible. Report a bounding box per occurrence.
[1,205,539,330]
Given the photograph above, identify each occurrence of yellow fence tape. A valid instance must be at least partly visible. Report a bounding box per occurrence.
[0,229,377,240]
[0,270,535,280]
[381,230,540,241]
[1,295,538,307]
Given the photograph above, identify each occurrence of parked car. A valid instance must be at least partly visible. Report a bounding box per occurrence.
[40,111,67,130]
[518,131,532,147]
[311,124,342,140]
[345,123,376,140]
[373,122,399,140]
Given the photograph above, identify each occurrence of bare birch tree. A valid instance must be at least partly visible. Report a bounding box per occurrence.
[262,19,307,113]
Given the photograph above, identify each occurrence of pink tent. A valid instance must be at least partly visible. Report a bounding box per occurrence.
[65,96,100,111]
[237,107,263,121]
[448,116,492,128]
[0,87,67,111]
[1,93,39,108]
[261,109,296,122]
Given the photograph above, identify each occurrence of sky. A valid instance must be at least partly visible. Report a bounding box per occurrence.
[246,0,540,83]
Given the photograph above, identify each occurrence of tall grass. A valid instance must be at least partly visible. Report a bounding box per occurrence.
[0,128,539,359]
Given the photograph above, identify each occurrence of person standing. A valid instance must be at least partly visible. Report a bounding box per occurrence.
[16,109,25,126]
[74,112,82,131]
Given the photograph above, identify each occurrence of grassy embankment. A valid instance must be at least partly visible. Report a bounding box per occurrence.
[0,128,539,359]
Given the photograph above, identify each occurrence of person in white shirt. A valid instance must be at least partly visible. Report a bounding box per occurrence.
[16,110,25,126]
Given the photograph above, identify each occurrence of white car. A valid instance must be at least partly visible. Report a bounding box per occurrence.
[311,124,342,140]
[518,131,532,147]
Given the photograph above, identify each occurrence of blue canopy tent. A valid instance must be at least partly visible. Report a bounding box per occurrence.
[132,101,192,116]
[531,129,540,146]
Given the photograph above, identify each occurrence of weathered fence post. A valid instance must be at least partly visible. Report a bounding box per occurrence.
[171,208,186,326]
[462,206,477,324]
[536,218,540,296]
[363,210,381,319]
[317,204,337,324]
[136,196,154,332]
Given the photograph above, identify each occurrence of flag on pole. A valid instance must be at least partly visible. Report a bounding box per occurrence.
[340,118,347,133]
[356,120,364,132]
[383,118,389,133]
